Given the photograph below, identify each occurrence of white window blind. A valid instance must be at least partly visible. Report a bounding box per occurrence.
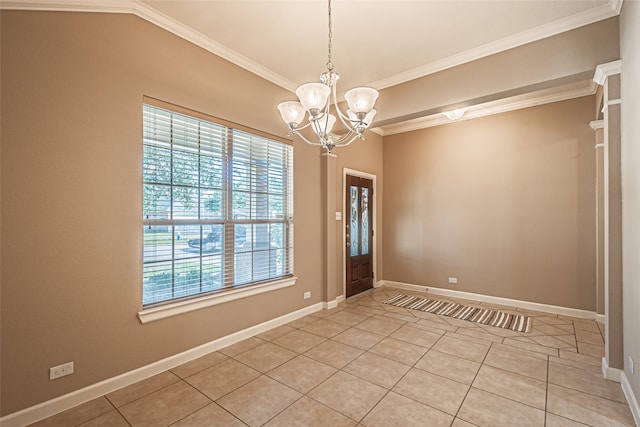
[142,103,293,307]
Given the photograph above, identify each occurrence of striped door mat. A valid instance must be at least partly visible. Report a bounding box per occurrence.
[382,294,531,333]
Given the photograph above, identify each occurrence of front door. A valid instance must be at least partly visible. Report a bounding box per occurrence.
[346,175,374,297]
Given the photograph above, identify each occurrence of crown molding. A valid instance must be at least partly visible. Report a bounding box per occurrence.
[0,0,299,92]
[369,0,623,90]
[593,59,623,85]
[375,80,596,136]
[1,0,622,94]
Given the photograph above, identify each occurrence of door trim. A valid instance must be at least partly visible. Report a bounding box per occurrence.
[342,168,377,300]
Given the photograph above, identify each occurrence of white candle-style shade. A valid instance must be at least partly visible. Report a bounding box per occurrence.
[296,83,331,113]
[312,113,336,135]
[344,87,379,114]
[277,101,306,126]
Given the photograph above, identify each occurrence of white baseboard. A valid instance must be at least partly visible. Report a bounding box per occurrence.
[0,302,324,427]
[602,357,622,382]
[379,280,599,320]
[621,371,640,427]
[374,280,385,288]
[595,313,606,324]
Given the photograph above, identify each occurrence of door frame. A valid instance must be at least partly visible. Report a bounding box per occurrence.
[342,168,377,299]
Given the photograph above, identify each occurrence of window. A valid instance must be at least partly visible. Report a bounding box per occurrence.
[142,102,293,307]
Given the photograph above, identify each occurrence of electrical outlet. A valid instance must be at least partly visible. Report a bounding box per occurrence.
[630,356,635,375]
[50,362,74,380]
[303,291,311,299]
[448,277,458,284]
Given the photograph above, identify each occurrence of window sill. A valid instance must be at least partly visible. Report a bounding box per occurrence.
[137,276,298,324]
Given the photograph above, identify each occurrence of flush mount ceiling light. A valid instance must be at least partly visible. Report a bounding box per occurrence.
[442,107,469,121]
[277,0,379,154]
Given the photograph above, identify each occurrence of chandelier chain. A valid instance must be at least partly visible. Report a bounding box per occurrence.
[326,0,333,71]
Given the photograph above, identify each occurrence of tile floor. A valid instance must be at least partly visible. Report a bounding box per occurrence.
[31,287,637,427]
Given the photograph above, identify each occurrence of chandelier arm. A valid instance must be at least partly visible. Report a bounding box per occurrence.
[290,130,327,147]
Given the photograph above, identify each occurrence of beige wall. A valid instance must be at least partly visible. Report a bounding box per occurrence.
[0,10,334,415]
[383,97,596,310]
[620,0,640,410]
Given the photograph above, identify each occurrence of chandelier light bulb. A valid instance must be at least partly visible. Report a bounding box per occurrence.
[296,83,331,116]
[277,101,306,127]
[312,113,337,136]
[344,87,379,114]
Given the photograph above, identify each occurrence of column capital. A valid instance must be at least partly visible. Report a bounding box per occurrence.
[590,120,605,130]
[594,60,622,86]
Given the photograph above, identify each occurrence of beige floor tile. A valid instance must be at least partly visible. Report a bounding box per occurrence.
[502,337,560,356]
[575,328,604,345]
[272,329,326,353]
[472,365,546,410]
[119,381,210,427]
[107,371,180,408]
[390,324,441,348]
[304,339,364,369]
[354,316,406,336]
[264,396,356,427]
[308,371,387,421]
[531,324,575,336]
[172,403,246,427]
[597,321,605,336]
[572,320,601,333]
[529,335,576,349]
[431,335,491,363]
[476,324,523,337]
[545,412,591,426]
[234,342,297,373]
[458,387,545,426]
[267,355,337,393]
[325,310,370,326]
[185,358,260,400]
[361,391,454,427]
[548,361,627,403]
[77,410,129,427]
[554,334,578,346]
[257,324,296,341]
[451,327,504,343]
[392,367,469,415]
[415,317,459,333]
[368,336,428,365]
[547,384,636,426]
[577,341,605,358]
[548,355,599,372]
[29,398,114,427]
[171,351,229,379]
[219,337,266,357]
[535,315,572,326]
[348,305,386,317]
[383,311,420,323]
[451,418,478,427]
[332,327,385,350]
[286,315,320,329]
[483,344,548,381]
[217,376,301,427]
[343,352,410,389]
[301,318,351,338]
[415,349,481,385]
[558,349,602,367]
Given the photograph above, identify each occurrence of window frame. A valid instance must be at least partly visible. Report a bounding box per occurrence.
[139,97,295,322]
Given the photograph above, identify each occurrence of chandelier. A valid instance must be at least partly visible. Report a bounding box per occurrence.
[277,0,379,154]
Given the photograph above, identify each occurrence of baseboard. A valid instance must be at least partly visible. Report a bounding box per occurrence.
[602,357,622,382]
[0,302,324,427]
[374,280,385,288]
[621,371,640,427]
[379,280,599,320]
[595,313,606,324]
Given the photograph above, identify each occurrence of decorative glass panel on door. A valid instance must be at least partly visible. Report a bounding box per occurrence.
[361,187,369,255]
[350,186,359,256]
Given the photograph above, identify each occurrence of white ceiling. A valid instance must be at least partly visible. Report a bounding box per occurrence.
[137,0,620,93]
